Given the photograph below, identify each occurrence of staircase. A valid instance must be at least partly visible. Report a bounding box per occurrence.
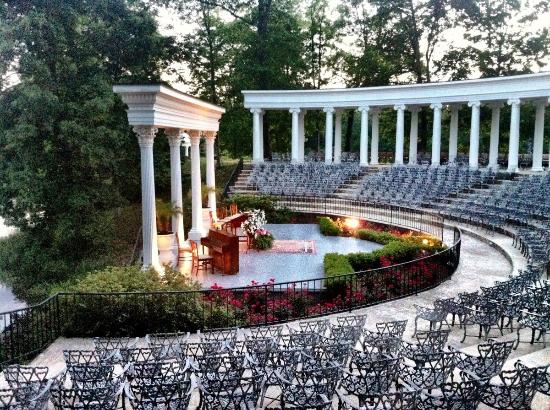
[332,167,379,199]
[227,164,259,196]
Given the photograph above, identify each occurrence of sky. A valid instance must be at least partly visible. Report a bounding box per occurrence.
[155,0,550,92]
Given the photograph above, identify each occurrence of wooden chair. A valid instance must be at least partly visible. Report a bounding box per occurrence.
[217,207,227,220]
[230,203,238,216]
[191,241,213,275]
[176,233,192,264]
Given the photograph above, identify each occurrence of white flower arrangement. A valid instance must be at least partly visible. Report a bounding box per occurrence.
[241,209,267,236]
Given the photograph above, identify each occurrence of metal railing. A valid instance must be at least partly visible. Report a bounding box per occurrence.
[0,203,460,368]
[222,157,244,198]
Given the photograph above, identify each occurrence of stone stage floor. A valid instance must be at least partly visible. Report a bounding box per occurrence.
[191,223,383,289]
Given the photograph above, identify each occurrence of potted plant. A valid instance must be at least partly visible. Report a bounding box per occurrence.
[241,209,274,250]
[156,199,183,251]
[253,228,274,250]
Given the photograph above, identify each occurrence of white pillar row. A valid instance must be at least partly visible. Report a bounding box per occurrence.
[532,100,547,172]
[166,129,185,246]
[394,104,406,165]
[205,132,217,220]
[358,106,369,167]
[468,101,481,169]
[290,108,301,163]
[324,107,335,164]
[448,105,460,163]
[507,98,521,172]
[488,103,503,170]
[188,131,204,242]
[251,108,263,163]
[430,103,443,167]
[408,106,420,165]
[334,110,343,164]
[370,108,380,165]
[298,110,306,162]
[134,125,160,269]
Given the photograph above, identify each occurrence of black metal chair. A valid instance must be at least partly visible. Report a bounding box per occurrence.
[515,361,550,396]
[361,320,407,356]
[399,351,457,390]
[0,382,51,410]
[450,339,514,381]
[471,366,539,409]
[413,303,450,336]
[3,365,55,404]
[93,337,139,363]
[126,378,193,410]
[336,314,368,328]
[515,302,550,349]
[400,329,450,360]
[461,301,503,342]
[199,326,239,343]
[336,388,417,410]
[296,319,330,335]
[276,364,341,409]
[416,380,481,410]
[198,375,261,410]
[50,382,123,410]
[338,354,401,405]
[145,331,189,360]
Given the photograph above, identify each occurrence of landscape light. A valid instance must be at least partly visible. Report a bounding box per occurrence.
[345,218,360,230]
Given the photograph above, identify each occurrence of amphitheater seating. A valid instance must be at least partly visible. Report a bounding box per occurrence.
[355,165,496,206]
[246,162,361,196]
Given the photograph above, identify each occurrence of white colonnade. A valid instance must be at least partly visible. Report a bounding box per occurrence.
[243,73,550,171]
[114,85,225,270]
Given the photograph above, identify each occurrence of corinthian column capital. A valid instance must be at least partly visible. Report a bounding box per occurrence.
[134,125,158,148]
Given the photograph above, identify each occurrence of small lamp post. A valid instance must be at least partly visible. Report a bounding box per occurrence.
[181,131,191,157]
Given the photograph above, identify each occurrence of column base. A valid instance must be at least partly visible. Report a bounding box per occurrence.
[252,158,264,165]
[370,161,379,166]
[325,160,333,165]
[531,167,544,172]
[408,161,417,166]
[431,162,440,167]
[507,167,519,173]
[360,162,369,167]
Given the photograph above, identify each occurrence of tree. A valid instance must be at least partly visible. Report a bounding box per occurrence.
[0,0,176,299]
[447,0,550,77]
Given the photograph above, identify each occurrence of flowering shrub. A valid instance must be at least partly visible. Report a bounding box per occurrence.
[253,228,274,250]
[241,209,267,236]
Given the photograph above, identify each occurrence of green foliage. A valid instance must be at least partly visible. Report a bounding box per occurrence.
[323,253,354,277]
[227,195,293,223]
[356,229,397,245]
[253,232,274,250]
[0,0,176,300]
[54,265,200,294]
[318,217,341,236]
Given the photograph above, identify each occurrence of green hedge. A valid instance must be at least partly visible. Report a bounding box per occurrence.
[319,217,342,236]
[324,253,354,278]
[356,229,397,245]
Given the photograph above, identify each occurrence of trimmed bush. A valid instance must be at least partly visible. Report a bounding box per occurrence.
[319,217,342,236]
[324,253,354,277]
[356,229,397,245]
[227,194,293,223]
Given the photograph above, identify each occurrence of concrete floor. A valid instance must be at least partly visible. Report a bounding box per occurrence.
[22,222,550,409]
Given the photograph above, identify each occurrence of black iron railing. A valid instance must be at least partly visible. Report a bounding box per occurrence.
[0,205,460,368]
[222,157,244,198]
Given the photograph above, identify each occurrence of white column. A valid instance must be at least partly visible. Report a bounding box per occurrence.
[358,106,369,166]
[298,110,306,162]
[324,107,334,164]
[468,101,481,169]
[205,132,217,219]
[134,126,160,269]
[334,110,343,164]
[290,108,301,163]
[532,100,547,172]
[370,108,380,165]
[488,103,503,170]
[448,105,460,163]
[188,132,204,241]
[167,129,185,246]
[430,103,443,167]
[408,107,419,165]
[394,104,406,165]
[258,110,264,162]
[251,108,263,163]
[507,98,521,172]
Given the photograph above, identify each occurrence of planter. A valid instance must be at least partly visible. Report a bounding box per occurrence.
[157,233,177,266]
